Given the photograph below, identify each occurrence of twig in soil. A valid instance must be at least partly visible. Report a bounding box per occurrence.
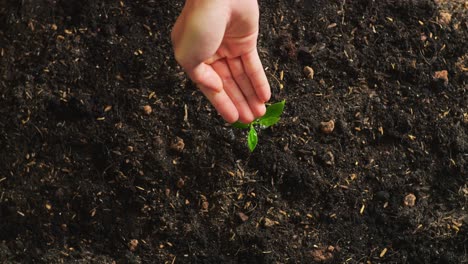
[184,104,190,127]
[267,71,283,90]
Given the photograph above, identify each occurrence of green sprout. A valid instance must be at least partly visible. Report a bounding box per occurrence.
[232,100,286,152]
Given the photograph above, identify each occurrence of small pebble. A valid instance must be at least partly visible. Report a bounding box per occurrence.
[170,137,185,152]
[433,70,449,85]
[263,218,275,227]
[324,151,335,166]
[143,105,152,115]
[420,33,428,42]
[201,201,209,211]
[303,66,314,79]
[404,193,416,207]
[320,120,335,134]
[128,239,139,252]
[238,212,249,222]
[310,248,333,262]
[438,12,452,26]
[176,178,185,189]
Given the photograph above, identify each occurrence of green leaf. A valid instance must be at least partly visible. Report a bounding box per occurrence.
[248,126,258,152]
[262,100,286,119]
[232,121,249,129]
[259,117,280,128]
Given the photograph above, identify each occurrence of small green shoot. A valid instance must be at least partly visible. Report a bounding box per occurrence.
[232,100,285,152]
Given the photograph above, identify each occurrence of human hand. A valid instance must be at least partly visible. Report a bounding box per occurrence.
[171,0,271,124]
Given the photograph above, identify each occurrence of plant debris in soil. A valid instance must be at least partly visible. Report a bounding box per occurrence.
[0,0,467,263]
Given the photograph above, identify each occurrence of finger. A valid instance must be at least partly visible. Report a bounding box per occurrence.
[188,63,223,92]
[227,57,266,118]
[197,84,239,123]
[241,49,271,102]
[211,60,255,124]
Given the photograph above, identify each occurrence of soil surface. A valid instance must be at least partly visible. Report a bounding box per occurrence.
[0,0,467,263]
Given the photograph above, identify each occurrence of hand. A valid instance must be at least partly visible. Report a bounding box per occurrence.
[171,0,271,123]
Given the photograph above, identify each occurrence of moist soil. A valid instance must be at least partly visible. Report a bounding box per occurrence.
[0,0,467,263]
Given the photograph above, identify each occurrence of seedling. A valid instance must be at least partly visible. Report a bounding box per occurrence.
[232,100,285,152]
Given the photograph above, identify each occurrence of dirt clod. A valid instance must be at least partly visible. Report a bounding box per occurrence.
[420,33,428,41]
[320,120,335,134]
[170,137,185,152]
[303,66,315,79]
[238,212,249,222]
[128,239,139,252]
[143,105,152,115]
[324,151,335,166]
[201,201,209,211]
[433,70,449,85]
[404,193,417,207]
[263,218,275,227]
[438,11,452,25]
[176,178,185,189]
[310,247,334,262]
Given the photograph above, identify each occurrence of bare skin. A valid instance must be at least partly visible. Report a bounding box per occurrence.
[171,0,271,124]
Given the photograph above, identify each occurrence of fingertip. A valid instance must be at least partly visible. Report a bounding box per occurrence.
[223,111,239,124]
[259,88,271,103]
[253,104,266,118]
[238,111,255,125]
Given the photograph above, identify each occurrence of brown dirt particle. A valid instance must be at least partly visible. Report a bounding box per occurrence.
[433,70,449,85]
[238,212,249,222]
[128,239,139,252]
[324,151,335,166]
[420,33,428,42]
[201,201,209,211]
[143,105,152,115]
[320,120,335,134]
[176,178,185,189]
[438,11,452,26]
[303,66,315,79]
[263,217,275,227]
[170,137,185,152]
[455,55,468,72]
[404,193,416,207]
[310,247,334,262]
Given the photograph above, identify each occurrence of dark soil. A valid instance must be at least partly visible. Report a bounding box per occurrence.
[1,0,467,263]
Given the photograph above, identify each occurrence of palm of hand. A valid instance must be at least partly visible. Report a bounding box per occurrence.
[172,0,270,123]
